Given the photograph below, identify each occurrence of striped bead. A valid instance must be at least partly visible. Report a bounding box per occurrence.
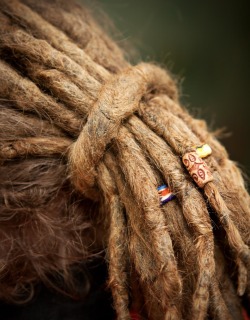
[157,184,175,205]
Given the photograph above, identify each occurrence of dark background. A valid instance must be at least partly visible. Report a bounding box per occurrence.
[89,0,250,173]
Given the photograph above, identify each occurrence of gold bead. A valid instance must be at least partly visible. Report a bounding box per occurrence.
[195,144,212,158]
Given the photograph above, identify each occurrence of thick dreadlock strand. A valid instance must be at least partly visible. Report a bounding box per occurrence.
[0,29,100,99]
[0,104,66,138]
[21,0,129,72]
[150,93,250,302]
[156,94,250,249]
[0,1,249,319]
[0,60,82,136]
[97,162,130,319]
[141,102,250,279]
[104,152,175,319]
[114,127,182,319]
[0,137,71,160]
[213,245,244,320]
[132,111,216,318]
[24,66,94,119]
[1,0,109,83]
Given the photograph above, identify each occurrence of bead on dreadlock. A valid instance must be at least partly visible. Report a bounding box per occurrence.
[195,143,212,158]
[157,184,175,205]
[1,1,250,319]
[182,151,214,188]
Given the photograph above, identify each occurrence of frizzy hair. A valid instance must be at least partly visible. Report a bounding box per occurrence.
[0,0,249,319]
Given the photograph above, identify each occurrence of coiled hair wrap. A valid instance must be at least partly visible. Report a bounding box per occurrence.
[0,1,249,319]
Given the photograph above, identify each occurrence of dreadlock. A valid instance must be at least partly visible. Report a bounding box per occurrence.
[0,0,249,319]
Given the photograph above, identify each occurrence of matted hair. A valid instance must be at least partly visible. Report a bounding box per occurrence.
[0,0,249,319]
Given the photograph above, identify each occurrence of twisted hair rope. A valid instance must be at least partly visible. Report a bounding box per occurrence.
[0,28,100,100]
[140,103,250,274]
[22,0,129,72]
[126,116,215,318]
[104,153,165,319]
[69,63,176,199]
[0,60,82,136]
[213,245,244,319]
[1,0,110,83]
[104,153,181,319]
[68,57,223,318]
[1,1,249,317]
[153,94,250,247]
[68,64,185,318]
[0,19,246,304]
[0,137,71,160]
[97,162,130,319]
[146,95,250,297]
[116,127,182,298]
[48,57,181,318]
[0,105,68,138]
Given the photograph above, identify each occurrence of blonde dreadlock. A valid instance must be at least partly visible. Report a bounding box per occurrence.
[0,0,249,319]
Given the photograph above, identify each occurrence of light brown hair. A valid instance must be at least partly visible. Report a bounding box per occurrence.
[0,0,249,319]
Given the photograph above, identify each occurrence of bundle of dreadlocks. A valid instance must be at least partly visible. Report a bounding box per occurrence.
[0,0,249,319]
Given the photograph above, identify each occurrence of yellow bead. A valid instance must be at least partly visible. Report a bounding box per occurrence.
[196,144,212,158]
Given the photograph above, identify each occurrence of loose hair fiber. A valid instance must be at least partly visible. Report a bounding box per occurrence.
[0,0,249,319]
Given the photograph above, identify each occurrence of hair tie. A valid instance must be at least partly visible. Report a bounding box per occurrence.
[69,63,175,200]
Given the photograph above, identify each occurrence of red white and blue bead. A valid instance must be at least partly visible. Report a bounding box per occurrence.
[157,184,175,205]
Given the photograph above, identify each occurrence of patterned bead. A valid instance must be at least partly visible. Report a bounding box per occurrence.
[182,152,213,188]
[157,184,175,205]
[195,144,212,158]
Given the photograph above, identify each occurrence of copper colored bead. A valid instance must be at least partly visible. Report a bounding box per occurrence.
[182,152,213,188]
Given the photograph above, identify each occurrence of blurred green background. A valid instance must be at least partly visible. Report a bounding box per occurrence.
[90,0,250,172]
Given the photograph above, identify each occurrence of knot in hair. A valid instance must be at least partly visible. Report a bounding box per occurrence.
[69,63,177,200]
[1,1,250,318]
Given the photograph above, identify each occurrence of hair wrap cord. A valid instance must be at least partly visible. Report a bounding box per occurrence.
[69,63,176,200]
[68,62,250,319]
[69,63,183,319]
[0,1,250,319]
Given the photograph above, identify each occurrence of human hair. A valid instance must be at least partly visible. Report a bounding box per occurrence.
[0,0,249,319]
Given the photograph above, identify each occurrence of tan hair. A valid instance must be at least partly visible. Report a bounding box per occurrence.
[0,0,249,319]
